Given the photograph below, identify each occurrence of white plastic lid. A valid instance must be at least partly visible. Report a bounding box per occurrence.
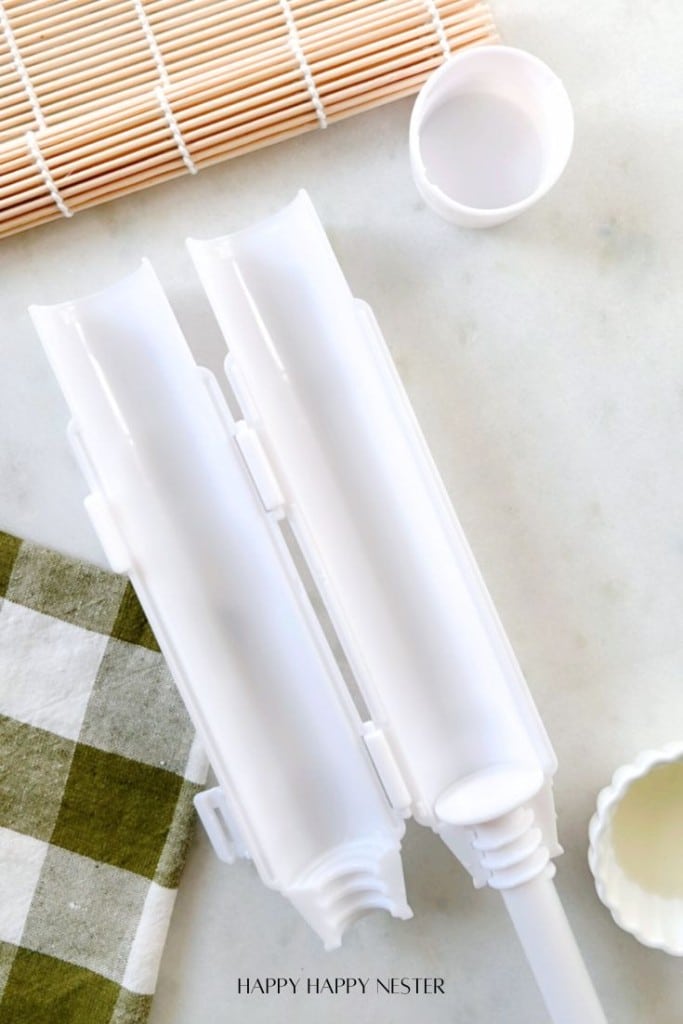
[410,45,574,227]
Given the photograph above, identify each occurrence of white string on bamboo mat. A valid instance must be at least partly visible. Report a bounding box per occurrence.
[25,130,72,218]
[0,1,46,131]
[278,0,328,129]
[423,0,451,58]
[155,85,197,174]
[133,0,170,87]
[134,0,196,173]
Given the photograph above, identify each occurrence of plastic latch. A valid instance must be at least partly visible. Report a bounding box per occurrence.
[224,353,260,422]
[67,420,131,575]
[194,786,251,864]
[83,492,130,575]
[361,723,412,813]
[67,419,97,487]
[234,421,285,514]
[195,365,285,514]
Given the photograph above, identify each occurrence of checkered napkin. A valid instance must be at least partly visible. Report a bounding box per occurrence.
[0,531,208,1024]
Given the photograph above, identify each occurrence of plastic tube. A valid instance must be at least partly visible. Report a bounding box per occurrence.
[29,262,410,949]
[189,191,607,1022]
[188,191,556,834]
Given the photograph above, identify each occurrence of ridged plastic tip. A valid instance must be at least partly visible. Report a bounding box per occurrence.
[287,840,411,950]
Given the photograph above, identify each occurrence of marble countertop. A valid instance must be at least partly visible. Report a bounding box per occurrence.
[1,2,681,1021]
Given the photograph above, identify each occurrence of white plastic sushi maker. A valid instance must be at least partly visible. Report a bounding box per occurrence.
[30,192,606,1024]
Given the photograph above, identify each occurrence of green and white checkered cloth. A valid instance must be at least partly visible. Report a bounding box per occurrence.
[0,531,208,1024]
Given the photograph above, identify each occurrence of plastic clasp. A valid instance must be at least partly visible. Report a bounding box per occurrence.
[194,786,251,864]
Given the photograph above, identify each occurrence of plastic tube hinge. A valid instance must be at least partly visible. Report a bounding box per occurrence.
[67,421,131,575]
[194,786,251,865]
[224,353,260,422]
[234,421,286,515]
[83,492,131,576]
[361,723,412,814]
[197,362,285,515]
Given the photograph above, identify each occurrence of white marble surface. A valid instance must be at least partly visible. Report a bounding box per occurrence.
[1,2,682,1021]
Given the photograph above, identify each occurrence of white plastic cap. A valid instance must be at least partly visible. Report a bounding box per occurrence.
[409,45,574,228]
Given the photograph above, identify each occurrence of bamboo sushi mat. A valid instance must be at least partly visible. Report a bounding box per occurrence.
[0,0,497,239]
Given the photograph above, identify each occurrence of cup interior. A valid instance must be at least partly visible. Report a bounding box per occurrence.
[610,760,683,899]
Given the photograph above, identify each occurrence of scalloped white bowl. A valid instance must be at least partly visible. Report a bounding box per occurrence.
[588,742,683,955]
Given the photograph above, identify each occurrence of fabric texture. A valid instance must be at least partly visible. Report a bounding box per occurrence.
[0,531,208,1023]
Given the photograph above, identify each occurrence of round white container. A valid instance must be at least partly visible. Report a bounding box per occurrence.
[588,741,683,955]
[409,45,574,228]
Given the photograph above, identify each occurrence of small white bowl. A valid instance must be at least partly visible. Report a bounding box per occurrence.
[409,45,574,228]
[588,741,683,955]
